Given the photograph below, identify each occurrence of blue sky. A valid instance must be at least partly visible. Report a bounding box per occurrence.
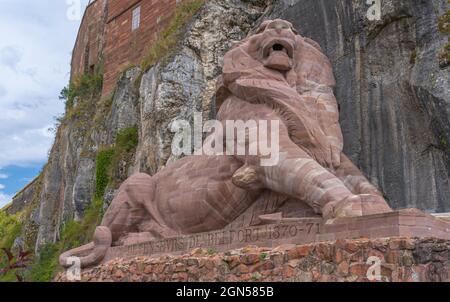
[0,0,89,208]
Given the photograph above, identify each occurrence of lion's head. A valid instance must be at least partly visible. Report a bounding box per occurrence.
[216,19,336,109]
[256,19,298,72]
[215,19,343,169]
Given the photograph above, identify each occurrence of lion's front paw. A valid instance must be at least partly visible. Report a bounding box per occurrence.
[323,194,392,222]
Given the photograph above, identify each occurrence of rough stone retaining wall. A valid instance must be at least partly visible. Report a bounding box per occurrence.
[56,237,450,282]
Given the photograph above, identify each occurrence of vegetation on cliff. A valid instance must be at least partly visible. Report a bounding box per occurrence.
[0,211,22,250]
[438,9,450,68]
[59,72,104,110]
[140,0,204,72]
[0,209,27,281]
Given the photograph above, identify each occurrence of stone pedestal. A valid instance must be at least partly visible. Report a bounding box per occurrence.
[102,209,450,263]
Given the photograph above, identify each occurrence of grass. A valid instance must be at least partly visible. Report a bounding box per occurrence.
[438,39,450,68]
[24,197,105,282]
[116,127,139,153]
[0,211,23,250]
[140,0,205,72]
[95,149,115,200]
[59,72,104,132]
[0,210,25,281]
[108,126,139,186]
[95,126,139,192]
[60,72,103,110]
[410,49,417,64]
[437,9,450,34]
[2,126,137,282]
[437,10,450,68]
[25,244,59,282]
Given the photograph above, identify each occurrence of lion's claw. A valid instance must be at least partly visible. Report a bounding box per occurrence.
[323,194,392,222]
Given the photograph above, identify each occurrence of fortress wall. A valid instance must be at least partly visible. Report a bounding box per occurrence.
[71,0,187,96]
[102,0,184,95]
[71,0,108,79]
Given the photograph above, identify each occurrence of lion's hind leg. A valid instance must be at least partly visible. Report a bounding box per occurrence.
[60,173,159,269]
[101,173,158,243]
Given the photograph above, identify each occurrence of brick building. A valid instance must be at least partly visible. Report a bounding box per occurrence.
[71,0,185,96]
[71,0,107,79]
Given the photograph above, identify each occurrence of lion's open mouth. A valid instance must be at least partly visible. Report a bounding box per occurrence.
[262,39,294,72]
[263,39,294,59]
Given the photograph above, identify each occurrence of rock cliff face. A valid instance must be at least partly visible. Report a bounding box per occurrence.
[6,0,449,253]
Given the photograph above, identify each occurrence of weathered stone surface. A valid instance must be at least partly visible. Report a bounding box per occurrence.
[55,237,450,282]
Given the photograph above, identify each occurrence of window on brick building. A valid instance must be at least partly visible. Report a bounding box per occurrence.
[132,6,141,31]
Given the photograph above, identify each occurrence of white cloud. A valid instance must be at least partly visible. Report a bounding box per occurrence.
[0,173,7,179]
[0,0,89,167]
[0,184,5,190]
[0,192,12,209]
[0,46,22,70]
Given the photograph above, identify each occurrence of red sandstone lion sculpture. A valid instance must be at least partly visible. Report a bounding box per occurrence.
[60,19,392,268]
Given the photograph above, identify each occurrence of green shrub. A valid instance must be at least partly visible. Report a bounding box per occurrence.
[26,244,59,282]
[259,252,268,261]
[438,39,450,68]
[410,49,417,64]
[116,127,139,153]
[108,126,140,186]
[0,211,24,282]
[95,149,115,200]
[95,127,138,199]
[60,72,103,109]
[438,10,450,34]
[0,211,23,249]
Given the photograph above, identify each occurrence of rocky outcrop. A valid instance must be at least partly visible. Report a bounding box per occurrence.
[6,0,449,255]
[55,237,450,282]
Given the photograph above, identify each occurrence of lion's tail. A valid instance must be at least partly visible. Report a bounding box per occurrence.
[59,226,112,269]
